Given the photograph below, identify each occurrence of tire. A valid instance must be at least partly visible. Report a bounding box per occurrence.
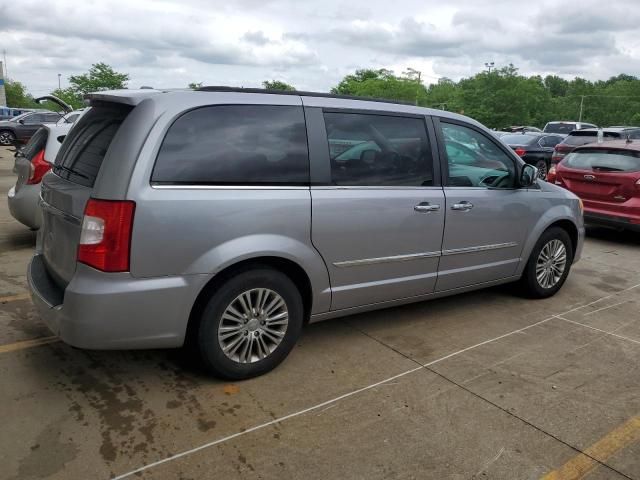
[197,268,303,379]
[535,159,548,180]
[519,227,573,298]
[0,130,16,146]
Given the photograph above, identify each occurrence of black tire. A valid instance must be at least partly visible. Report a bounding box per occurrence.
[535,159,548,180]
[0,130,16,146]
[519,227,573,298]
[197,268,303,379]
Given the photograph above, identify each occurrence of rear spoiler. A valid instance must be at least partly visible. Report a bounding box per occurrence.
[84,89,165,106]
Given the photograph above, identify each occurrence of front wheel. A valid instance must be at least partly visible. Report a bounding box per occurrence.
[519,227,573,298]
[535,159,548,180]
[0,130,16,146]
[197,268,303,379]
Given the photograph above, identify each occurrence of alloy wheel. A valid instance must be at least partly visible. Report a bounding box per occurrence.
[0,132,15,146]
[535,239,567,289]
[217,288,289,364]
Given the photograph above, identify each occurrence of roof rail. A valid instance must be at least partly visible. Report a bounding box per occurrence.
[194,86,415,106]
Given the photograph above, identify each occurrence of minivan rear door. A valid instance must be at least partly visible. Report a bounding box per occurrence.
[306,103,444,311]
[38,104,132,287]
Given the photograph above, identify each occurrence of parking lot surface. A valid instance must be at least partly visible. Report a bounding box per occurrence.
[0,145,639,480]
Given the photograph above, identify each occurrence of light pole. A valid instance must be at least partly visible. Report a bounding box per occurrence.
[484,62,495,73]
[578,95,585,123]
[57,73,61,90]
[405,67,422,105]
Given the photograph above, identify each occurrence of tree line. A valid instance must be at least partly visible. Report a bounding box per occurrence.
[5,63,640,128]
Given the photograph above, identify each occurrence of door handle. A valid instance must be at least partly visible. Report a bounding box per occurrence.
[451,201,474,211]
[414,202,440,213]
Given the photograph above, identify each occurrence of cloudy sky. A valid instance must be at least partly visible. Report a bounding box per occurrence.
[1,0,639,96]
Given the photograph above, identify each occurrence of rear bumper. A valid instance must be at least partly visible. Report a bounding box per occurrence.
[584,211,640,232]
[28,255,207,349]
[7,184,41,229]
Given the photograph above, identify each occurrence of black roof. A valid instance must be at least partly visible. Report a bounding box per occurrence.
[195,86,415,106]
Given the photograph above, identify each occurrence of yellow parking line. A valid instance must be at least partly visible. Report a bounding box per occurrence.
[540,415,640,480]
[0,336,59,354]
[0,293,31,304]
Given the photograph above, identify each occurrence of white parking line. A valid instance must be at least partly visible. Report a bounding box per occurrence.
[583,300,629,316]
[555,315,640,346]
[112,282,640,480]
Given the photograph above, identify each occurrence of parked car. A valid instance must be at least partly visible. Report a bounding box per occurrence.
[0,106,37,121]
[7,122,73,229]
[500,132,565,179]
[543,121,597,135]
[551,127,640,165]
[28,87,584,379]
[0,95,74,146]
[549,140,640,232]
[501,126,542,133]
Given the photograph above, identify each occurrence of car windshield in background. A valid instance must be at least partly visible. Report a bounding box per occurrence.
[564,149,640,172]
[545,124,576,134]
[501,134,537,144]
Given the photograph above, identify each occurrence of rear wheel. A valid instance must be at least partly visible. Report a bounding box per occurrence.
[519,227,573,298]
[535,159,548,180]
[197,268,303,379]
[0,130,15,146]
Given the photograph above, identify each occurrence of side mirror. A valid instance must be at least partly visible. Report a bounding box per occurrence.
[520,164,539,187]
[18,119,25,124]
[360,149,377,164]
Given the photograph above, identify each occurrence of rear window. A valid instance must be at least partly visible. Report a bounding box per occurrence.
[501,134,537,145]
[21,128,48,160]
[53,104,131,187]
[544,123,576,134]
[564,149,640,172]
[152,105,309,185]
[564,131,620,146]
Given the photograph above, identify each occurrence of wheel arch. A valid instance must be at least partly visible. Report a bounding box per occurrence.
[185,256,315,347]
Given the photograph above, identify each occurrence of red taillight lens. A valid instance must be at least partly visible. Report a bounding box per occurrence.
[547,165,557,183]
[514,147,526,157]
[25,150,51,185]
[77,199,136,272]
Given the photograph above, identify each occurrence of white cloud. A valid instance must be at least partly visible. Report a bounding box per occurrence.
[0,0,638,96]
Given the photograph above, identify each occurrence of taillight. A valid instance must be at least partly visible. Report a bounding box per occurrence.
[547,165,557,183]
[25,150,51,185]
[514,147,526,157]
[77,199,136,272]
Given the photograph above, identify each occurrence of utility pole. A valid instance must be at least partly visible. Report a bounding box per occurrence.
[578,95,585,123]
[58,73,61,90]
[484,61,495,73]
[404,67,422,105]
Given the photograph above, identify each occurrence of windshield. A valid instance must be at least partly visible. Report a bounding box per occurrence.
[544,123,576,134]
[564,149,640,172]
[8,112,32,123]
[501,134,537,145]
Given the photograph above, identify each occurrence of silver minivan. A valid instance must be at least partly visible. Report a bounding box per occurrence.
[28,87,585,379]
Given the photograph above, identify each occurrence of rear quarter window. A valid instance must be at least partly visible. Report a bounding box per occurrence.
[152,105,309,185]
[53,104,132,187]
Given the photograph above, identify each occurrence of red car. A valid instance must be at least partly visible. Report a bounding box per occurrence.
[548,140,640,231]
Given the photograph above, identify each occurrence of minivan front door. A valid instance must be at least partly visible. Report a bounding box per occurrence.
[435,119,531,291]
[308,107,444,311]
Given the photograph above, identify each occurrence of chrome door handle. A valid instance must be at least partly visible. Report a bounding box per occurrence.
[414,203,440,213]
[451,201,474,211]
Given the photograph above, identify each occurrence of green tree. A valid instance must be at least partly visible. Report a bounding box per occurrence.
[188,82,203,89]
[68,62,129,94]
[4,79,38,108]
[50,88,85,110]
[262,80,295,91]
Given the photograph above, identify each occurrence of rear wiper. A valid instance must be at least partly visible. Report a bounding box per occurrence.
[592,165,624,172]
[54,164,90,179]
